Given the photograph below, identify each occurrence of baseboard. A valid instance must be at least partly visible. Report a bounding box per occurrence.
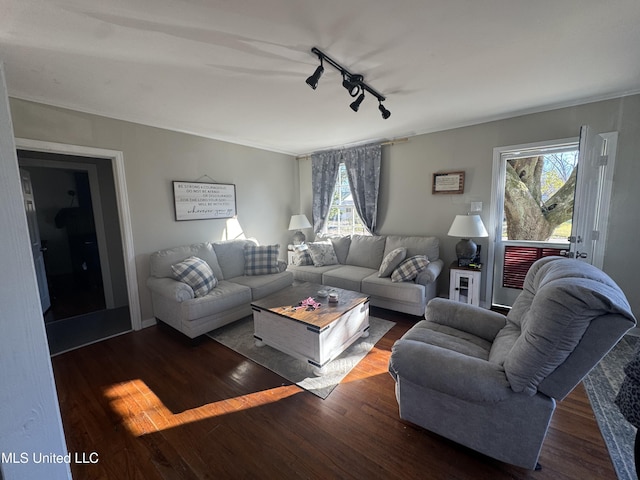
[141,317,158,329]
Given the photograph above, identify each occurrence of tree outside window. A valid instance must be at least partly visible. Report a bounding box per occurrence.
[503,150,578,242]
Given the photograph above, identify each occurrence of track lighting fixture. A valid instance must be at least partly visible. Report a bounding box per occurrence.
[305,47,391,119]
[305,58,324,90]
[379,102,391,119]
[350,92,365,112]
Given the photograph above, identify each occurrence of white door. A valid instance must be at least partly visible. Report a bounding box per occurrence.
[20,168,51,312]
[568,125,608,265]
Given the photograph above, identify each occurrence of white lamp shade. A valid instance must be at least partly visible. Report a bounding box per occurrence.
[288,214,312,230]
[447,214,488,238]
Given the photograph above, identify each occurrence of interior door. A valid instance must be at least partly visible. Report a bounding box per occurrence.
[567,125,606,264]
[20,168,51,312]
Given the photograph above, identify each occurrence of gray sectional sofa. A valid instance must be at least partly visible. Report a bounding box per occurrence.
[287,234,444,316]
[147,239,293,338]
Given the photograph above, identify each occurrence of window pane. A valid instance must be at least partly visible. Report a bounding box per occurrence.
[325,163,369,236]
[502,151,578,242]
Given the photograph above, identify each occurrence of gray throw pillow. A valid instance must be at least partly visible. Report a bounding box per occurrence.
[378,247,407,277]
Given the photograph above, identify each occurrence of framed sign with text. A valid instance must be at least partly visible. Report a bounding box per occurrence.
[172,181,237,221]
[432,171,465,194]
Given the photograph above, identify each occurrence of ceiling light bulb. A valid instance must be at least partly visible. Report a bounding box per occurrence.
[306,65,324,90]
[350,93,366,112]
[379,103,391,119]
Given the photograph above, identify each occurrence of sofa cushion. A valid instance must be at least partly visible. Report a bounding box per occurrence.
[286,264,341,284]
[391,255,430,282]
[291,244,313,266]
[230,271,294,301]
[330,236,351,264]
[307,242,339,266]
[379,247,407,277]
[345,235,386,269]
[362,274,425,304]
[244,244,280,275]
[213,239,257,279]
[400,320,493,360]
[383,235,439,261]
[171,256,218,298]
[180,280,251,320]
[322,265,377,292]
[150,242,223,280]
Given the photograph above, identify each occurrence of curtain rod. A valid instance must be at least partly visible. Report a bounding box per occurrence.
[295,137,408,160]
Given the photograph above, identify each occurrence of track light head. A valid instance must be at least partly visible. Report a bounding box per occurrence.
[350,93,366,112]
[342,74,363,97]
[305,64,324,90]
[379,102,391,119]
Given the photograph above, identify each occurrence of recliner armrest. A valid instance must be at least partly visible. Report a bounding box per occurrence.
[146,276,194,302]
[425,297,506,342]
[389,339,512,402]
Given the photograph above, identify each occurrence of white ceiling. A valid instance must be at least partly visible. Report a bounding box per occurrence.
[1,0,639,156]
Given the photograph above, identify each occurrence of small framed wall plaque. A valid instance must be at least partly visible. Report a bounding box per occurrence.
[432,171,465,194]
[173,181,237,221]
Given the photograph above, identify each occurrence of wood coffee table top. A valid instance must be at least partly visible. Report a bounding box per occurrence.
[251,282,369,330]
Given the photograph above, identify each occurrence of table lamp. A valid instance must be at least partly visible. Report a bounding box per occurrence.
[288,214,312,244]
[448,214,488,266]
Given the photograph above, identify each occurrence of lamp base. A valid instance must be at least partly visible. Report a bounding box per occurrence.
[455,238,477,265]
[292,230,306,245]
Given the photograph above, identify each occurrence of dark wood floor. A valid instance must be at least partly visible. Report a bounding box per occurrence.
[51,307,617,479]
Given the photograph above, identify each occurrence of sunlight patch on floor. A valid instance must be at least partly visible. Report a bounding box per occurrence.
[102,379,300,436]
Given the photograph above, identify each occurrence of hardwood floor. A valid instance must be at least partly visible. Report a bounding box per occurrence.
[51,308,617,479]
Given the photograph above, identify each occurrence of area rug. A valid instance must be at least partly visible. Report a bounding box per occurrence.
[583,334,639,480]
[207,316,395,399]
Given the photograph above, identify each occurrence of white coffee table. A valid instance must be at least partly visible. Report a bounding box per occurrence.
[251,282,370,376]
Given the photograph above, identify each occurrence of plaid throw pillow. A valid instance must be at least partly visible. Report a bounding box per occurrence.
[391,255,430,282]
[244,244,280,275]
[171,256,217,297]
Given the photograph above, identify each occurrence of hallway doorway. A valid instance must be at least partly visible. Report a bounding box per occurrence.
[18,149,133,355]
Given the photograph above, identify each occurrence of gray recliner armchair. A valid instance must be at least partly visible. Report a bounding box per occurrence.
[388,257,636,470]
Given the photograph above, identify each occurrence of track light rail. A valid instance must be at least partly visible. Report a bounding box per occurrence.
[306,47,390,119]
[310,47,386,102]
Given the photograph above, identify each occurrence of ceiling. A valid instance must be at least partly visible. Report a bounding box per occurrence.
[1,1,639,156]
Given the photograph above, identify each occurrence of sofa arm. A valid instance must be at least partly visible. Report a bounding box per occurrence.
[147,277,194,302]
[425,297,506,342]
[415,258,444,285]
[389,339,512,402]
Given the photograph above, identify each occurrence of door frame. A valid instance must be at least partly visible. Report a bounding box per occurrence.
[487,132,617,307]
[486,136,578,307]
[18,157,116,309]
[15,138,142,330]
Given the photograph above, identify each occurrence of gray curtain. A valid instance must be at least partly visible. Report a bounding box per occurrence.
[343,143,381,234]
[311,150,341,234]
[311,143,381,235]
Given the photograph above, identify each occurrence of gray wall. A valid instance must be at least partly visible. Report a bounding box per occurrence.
[9,98,298,322]
[299,95,640,317]
[9,94,639,323]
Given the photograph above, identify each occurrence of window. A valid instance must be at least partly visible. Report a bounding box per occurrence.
[324,163,369,236]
